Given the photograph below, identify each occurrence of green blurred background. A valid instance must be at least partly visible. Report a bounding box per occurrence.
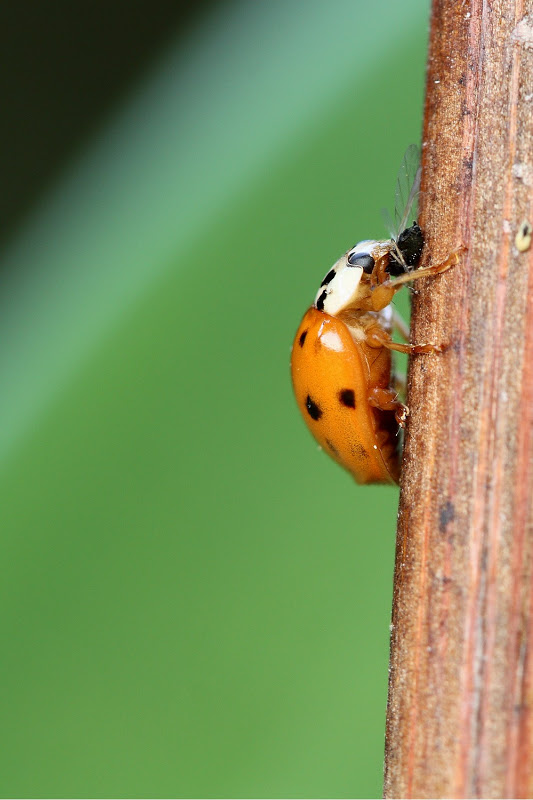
[0,1,429,796]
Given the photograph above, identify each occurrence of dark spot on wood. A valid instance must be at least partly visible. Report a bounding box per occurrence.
[458,73,466,86]
[305,395,322,421]
[451,339,461,354]
[299,329,308,347]
[338,388,356,408]
[439,500,455,532]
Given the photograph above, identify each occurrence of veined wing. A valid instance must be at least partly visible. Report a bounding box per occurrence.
[381,144,421,241]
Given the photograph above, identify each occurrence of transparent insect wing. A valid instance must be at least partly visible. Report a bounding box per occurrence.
[381,144,421,241]
[381,206,397,242]
[394,143,421,236]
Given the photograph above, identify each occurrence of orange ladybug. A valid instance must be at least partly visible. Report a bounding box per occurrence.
[291,232,459,485]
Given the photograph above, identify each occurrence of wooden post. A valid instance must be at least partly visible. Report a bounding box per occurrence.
[384,1,533,797]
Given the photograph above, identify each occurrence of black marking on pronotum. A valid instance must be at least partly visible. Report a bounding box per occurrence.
[320,269,336,287]
[325,438,339,457]
[305,395,322,421]
[299,330,308,347]
[315,290,327,311]
[347,252,375,273]
[338,388,356,408]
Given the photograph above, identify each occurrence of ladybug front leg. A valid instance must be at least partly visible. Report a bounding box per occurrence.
[368,387,409,428]
[370,282,397,312]
[370,247,464,312]
[380,247,465,290]
[365,325,447,355]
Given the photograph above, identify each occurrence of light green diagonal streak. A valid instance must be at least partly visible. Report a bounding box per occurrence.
[0,0,425,463]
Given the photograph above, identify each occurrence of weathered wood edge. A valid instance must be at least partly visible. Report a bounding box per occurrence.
[384,1,533,796]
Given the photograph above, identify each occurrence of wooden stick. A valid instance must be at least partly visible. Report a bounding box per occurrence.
[384,0,533,796]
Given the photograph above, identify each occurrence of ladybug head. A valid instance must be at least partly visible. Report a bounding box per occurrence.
[314,240,377,316]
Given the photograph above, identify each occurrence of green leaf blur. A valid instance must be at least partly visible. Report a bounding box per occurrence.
[0,1,428,796]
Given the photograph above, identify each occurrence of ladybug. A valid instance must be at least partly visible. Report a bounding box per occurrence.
[290,227,460,485]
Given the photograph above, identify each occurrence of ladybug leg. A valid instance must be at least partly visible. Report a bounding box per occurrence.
[370,283,396,312]
[381,246,465,290]
[368,387,409,428]
[365,325,447,354]
[370,247,464,311]
[370,253,390,288]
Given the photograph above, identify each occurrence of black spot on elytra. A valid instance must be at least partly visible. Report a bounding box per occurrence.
[320,269,336,287]
[325,439,339,457]
[315,290,327,311]
[299,329,308,347]
[439,500,455,533]
[338,388,356,408]
[305,395,322,421]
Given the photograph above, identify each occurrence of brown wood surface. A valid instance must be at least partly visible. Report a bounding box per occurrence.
[384,0,533,797]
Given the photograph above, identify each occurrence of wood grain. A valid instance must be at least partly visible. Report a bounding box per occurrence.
[384,0,533,796]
